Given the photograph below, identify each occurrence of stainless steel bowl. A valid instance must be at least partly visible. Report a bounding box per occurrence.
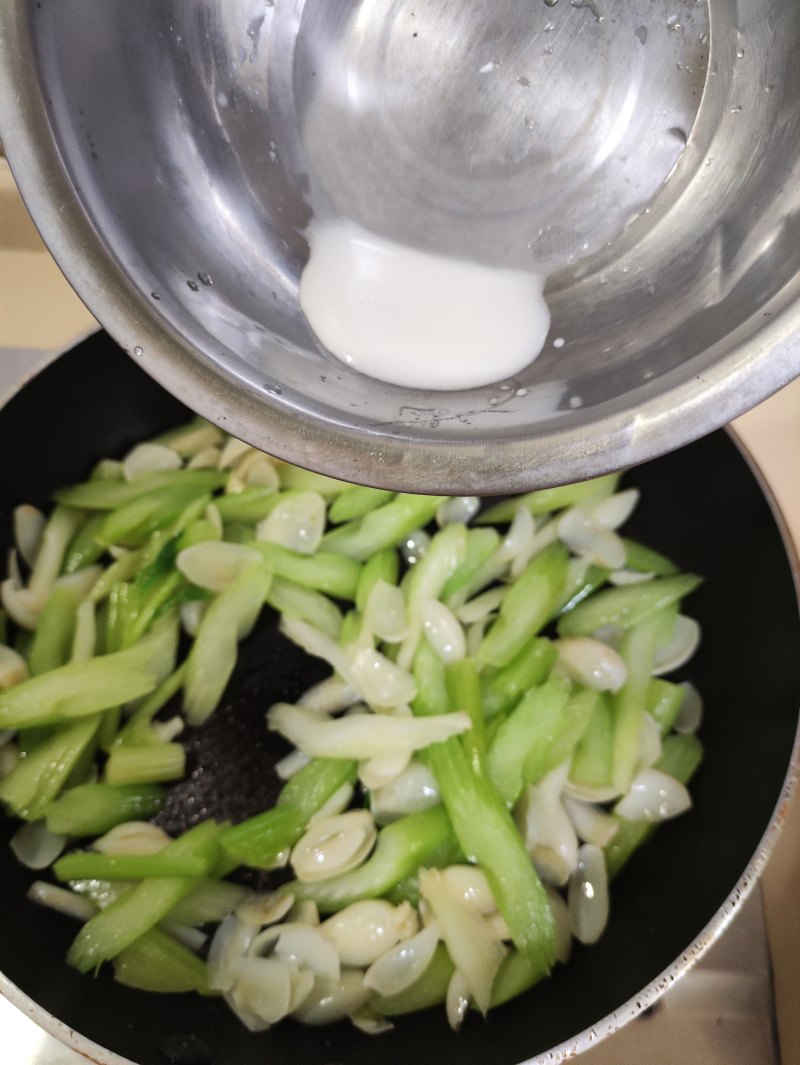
[1,0,800,493]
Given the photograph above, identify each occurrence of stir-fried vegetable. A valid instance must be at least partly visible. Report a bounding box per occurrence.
[0,417,704,1034]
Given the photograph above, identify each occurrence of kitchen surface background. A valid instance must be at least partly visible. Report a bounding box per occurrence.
[1,158,798,1064]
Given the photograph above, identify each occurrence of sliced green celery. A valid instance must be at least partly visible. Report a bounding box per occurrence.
[28,583,82,676]
[55,469,225,511]
[288,806,455,912]
[0,715,102,819]
[477,543,569,668]
[62,513,106,574]
[267,577,343,639]
[480,636,557,720]
[355,548,400,615]
[113,927,214,995]
[622,538,679,576]
[249,543,360,600]
[55,851,213,881]
[44,783,164,837]
[329,486,395,524]
[320,494,447,561]
[477,475,620,525]
[556,574,702,637]
[66,820,221,972]
[184,562,272,726]
[104,743,186,786]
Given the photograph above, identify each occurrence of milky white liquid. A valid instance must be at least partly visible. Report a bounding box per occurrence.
[299,219,550,391]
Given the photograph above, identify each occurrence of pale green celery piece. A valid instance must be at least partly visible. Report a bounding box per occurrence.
[0,617,178,729]
[320,495,447,562]
[105,743,186,786]
[95,485,213,549]
[62,513,107,574]
[476,474,621,525]
[338,608,363,646]
[286,805,455,912]
[487,677,572,805]
[647,677,686,735]
[29,505,85,596]
[28,583,82,676]
[441,526,501,604]
[477,543,569,668]
[151,417,223,457]
[403,523,468,612]
[569,692,614,789]
[183,562,272,726]
[55,850,211,882]
[267,576,343,639]
[622,538,679,576]
[553,563,609,618]
[113,927,214,995]
[66,820,222,972]
[249,542,361,600]
[90,458,124,482]
[480,636,557,720]
[116,663,187,747]
[370,943,454,1016]
[0,714,102,819]
[55,469,225,511]
[556,573,703,638]
[611,608,672,794]
[355,548,400,615]
[214,487,279,524]
[445,658,485,773]
[168,880,252,926]
[525,686,599,785]
[90,550,144,604]
[275,463,352,499]
[44,783,165,837]
[328,486,395,524]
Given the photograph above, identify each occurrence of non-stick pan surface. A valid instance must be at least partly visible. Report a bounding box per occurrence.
[0,332,797,1065]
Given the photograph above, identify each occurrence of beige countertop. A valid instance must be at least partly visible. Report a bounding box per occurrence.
[1,159,798,1064]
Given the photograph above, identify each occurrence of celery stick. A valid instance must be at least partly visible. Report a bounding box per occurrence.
[177,517,219,551]
[446,659,485,773]
[55,851,212,881]
[481,636,557,720]
[605,733,704,878]
[569,693,614,789]
[329,486,395,524]
[105,743,186,786]
[526,687,599,784]
[355,548,400,615]
[370,943,454,1016]
[218,805,306,869]
[647,678,685,735]
[554,564,609,618]
[29,505,85,596]
[90,458,124,482]
[0,715,101,819]
[441,527,501,603]
[116,663,187,747]
[214,487,277,524]
[151,417,222,458]
[477,543,569,668]
[477,475,620,525]
[556,574,702,637]
[122,571,184,649]
[184,562,272,726]
[0,618,178,729]
[267,577,343,639]
[611,611,669,794]
[90,550,143,603]
[55,470,225,511]
[622,538,679,576]
[491,949,548,1007]
[113,927,213,995]
[320,495,447,561]
[287,805,455,912]
[28,583,82,676]
[426,735,555,972]
[95,486,213,549]
[168,880,251,926]
[487,677,572,806]
[277,757,359,820]
[275,463,351,499]
[44,783,164,837]
[338,609,364,646]
[66,820,221,972]
[249,543,360,600]
[63,514,106,574]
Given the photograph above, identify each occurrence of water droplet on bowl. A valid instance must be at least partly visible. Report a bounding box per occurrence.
[197,272,214,286]
[133,346,143,357]
[187,279,200,292]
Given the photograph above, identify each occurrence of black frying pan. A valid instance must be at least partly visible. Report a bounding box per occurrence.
[0,332,798,1065]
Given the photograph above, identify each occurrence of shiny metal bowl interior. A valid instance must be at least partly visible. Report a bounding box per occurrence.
[2,0,800,493]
